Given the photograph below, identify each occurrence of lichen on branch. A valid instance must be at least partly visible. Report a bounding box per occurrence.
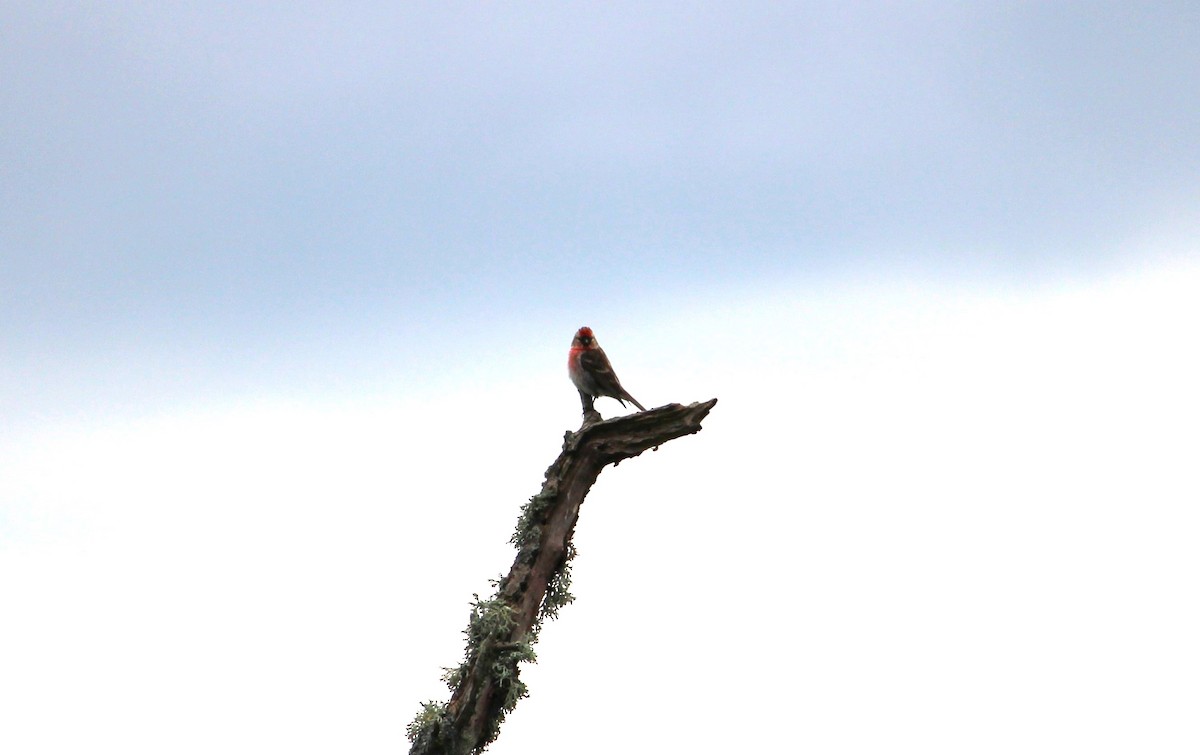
[406,399,717,755]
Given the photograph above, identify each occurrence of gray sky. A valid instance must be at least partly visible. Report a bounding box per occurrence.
[4,2,1197,420]
[2,3,1198,753]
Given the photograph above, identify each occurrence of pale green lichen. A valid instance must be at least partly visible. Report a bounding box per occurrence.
[405,700,450,753]
[408,486,579,754]
[510,489,555,550]
[539,544,576,623]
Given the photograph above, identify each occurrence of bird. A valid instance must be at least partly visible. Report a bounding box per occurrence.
[567,326,646,416]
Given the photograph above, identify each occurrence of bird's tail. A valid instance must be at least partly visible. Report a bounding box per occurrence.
[622,391,647,412]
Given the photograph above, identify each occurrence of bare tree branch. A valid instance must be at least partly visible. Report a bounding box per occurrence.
[407,399,718,755]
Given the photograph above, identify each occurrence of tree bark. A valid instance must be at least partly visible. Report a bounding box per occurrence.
[407,399,717,755]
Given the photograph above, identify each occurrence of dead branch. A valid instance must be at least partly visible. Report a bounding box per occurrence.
[407,399,718,755]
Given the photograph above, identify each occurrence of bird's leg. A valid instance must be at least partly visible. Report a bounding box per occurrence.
[579,390,601,424]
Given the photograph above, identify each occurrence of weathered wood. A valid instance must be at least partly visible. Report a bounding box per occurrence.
[408,399,717,755]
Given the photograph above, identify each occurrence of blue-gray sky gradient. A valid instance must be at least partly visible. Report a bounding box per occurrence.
[3,2,1198,422]
[3,6,1200,752]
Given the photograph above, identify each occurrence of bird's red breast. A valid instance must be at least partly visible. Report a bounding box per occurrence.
[568,326,597,380]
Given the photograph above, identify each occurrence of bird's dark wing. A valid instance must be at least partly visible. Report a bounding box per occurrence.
[580,347,644,410]
[579,348,617,379]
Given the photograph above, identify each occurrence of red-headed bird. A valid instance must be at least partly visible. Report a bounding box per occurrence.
[567,326,646,415]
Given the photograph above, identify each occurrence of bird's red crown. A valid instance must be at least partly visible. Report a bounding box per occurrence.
[576,326,594,338]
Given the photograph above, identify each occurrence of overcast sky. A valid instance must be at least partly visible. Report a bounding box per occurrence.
[2,3,1198,754]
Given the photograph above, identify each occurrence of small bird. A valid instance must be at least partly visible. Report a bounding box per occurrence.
[568,326,646,416]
